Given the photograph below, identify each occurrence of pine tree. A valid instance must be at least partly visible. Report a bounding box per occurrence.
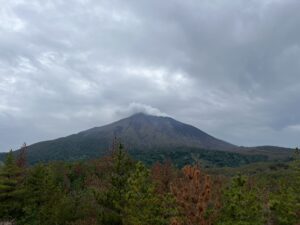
[123,162,176,225]
[22,164,50,224]
[110,144,134,208]
[269,148,300,225]
[22,164,72,225]
[170,165,221,225]
[293,147,300,191]
[269,182,299,225]
[95,143,135,225]
[0,150,24,220]
[217,174,264,225]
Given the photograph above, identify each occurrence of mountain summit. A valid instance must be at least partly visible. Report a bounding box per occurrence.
[9,113,293,164]
[80,112,237,151]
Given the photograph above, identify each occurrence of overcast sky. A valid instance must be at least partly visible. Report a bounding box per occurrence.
[1,0,300,152]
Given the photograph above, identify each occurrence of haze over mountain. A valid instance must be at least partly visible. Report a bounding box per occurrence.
[0,113,292,164]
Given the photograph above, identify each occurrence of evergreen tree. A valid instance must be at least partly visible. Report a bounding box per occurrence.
[123,162,175,225]
[96,143,135,225]
[217,174,264,225]
[110,144,134,209]
[0,150,24,220]
[269,182,299,225]
[22,164,74,225]
[170,165,221,225]
[269,148,300,225]
[293,147,300,193]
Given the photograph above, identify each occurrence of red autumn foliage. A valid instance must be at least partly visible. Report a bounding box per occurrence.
[151,160,177,195]
[170,165,222,225]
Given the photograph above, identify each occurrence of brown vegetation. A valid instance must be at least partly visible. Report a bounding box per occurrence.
[170,165,221,225]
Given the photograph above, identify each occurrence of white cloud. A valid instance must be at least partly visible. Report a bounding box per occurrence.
[116,102,168,118]
[1,0,300,151]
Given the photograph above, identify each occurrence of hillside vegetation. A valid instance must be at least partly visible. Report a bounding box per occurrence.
[0,144,299,225]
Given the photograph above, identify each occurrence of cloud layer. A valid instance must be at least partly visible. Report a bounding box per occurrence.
[1,0,300,151]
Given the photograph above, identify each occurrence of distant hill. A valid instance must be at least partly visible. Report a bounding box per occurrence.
[0,113,294,165]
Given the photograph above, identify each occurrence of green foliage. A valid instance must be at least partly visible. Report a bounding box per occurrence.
[0,146,299,225]
[123,162,176,225]
[217,175,265,225]
[21,164,71,224]
[292,148,300,190]
[131,147,269,168]
[110,145,135,208]
[94,145,135,225]
[0,145,275,168]
[269,183,299,225]
[269,154,300,225]
[0,151,25,220]
[95,146,176,225]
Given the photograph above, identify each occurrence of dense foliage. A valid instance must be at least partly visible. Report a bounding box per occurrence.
[0,146,286,168]
[131,147,270,168]
[0,145,299,225]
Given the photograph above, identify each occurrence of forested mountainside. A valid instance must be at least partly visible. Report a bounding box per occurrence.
[0,113,293,166]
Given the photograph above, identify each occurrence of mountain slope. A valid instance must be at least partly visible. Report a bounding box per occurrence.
[81,113,237,151]
[0,113,293,164]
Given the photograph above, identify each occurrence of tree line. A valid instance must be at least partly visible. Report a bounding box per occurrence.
[0,144,299,225]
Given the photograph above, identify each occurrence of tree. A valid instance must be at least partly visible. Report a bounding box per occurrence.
[293,147,300,193]
[269,148,300,225]
[22,164,75,225]
[151,160,177,195]
[170,165,221,225]
[123,162,176,225]
[95,143,135,225]
[269,182,299,225]
[16,143,27,169]
[217,174,264,225]
[0,150,24,220]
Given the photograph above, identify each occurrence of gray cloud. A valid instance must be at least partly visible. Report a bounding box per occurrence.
[1,0,300,151]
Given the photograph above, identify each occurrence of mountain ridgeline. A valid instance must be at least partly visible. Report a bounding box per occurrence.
[0,113,293,166]
[82,113,237,151]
